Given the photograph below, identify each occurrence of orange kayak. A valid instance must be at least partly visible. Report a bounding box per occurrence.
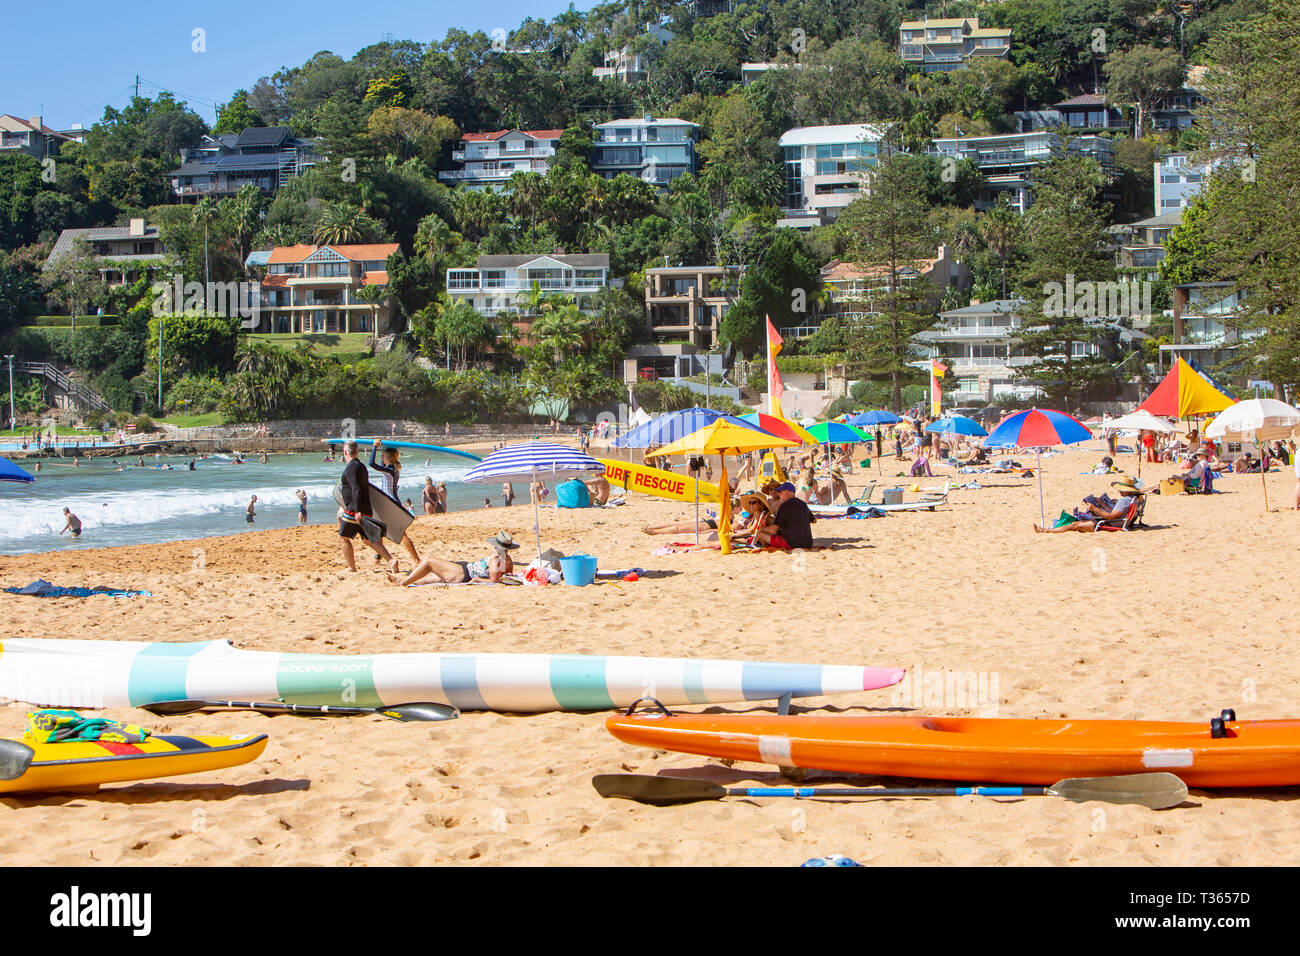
[605,709,1300,786]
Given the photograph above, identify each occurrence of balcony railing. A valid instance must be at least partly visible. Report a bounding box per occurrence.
[921,325,1019,339]
[446,277,607,293]
[453,146,556,161]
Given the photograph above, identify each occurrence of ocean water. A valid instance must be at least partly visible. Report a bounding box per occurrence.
[0,452,495,556]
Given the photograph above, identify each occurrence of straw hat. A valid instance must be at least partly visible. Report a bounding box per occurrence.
[738,493,770,514]
[488,531,520,551]
[1110,476,1149,495]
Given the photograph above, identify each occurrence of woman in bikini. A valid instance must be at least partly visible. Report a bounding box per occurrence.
[390,532,519,585]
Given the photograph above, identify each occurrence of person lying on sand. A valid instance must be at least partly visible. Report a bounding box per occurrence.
[643,498,746,537]
[390,531,519,585]
[1034,477,1148,532]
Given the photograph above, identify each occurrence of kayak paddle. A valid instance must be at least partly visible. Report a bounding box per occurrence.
[593,772,1188,810]
[143,700,459,722]
[0,739,35,780]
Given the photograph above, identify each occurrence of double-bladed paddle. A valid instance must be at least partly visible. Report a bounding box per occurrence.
[143,700,459,722]
[0,739,36,781]
[593,772,1188,810]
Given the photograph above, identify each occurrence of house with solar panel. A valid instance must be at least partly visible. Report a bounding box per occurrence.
[168,127,320,202]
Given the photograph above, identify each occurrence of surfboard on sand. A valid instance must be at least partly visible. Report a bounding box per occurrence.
[596,458,720,504]
[323,438,481,462]
[332,482,415,544]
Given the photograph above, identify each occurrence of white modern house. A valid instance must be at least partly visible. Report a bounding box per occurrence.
[913,300,1037,403]
[592,25,675,83]
[929,131,1115,211]
[438,129,563,191]
[590,117,698,187]
[1154,153,1215,213]
[446,254,611,317]
[778,123,886,229]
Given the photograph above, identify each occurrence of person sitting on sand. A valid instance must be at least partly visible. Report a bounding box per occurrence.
[753,482,816,550]
[1091,456,1117,474]
[391,531,520,586]
[1034,477,1147,532]
[59,508,82,538]
[585,475,610,505]
[1173,450,1213,490]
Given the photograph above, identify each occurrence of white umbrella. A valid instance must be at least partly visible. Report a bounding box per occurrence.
[1205,399,1300,511]
[1103,410,1176,477]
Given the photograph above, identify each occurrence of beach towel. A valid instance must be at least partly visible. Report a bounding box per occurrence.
[4,579,151,598]
[25,709,151,745]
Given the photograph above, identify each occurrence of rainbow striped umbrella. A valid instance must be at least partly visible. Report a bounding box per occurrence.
[984,408,1093,527]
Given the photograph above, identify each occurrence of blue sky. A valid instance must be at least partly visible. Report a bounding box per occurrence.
[5,1,597,129]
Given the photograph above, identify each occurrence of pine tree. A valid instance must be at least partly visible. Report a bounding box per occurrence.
[835,143,935,411]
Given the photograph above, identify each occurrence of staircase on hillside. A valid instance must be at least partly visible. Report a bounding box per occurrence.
[17,362,112,414]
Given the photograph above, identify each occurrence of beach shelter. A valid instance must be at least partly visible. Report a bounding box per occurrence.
[463,442,606,562]
[984,408,1093,528]
[646,421,798,554]
[1137,358,1236,419]
[806,421,871,497]
[0,456,34,484]
[1103,410,1175,477]
[1205,399,1300,511]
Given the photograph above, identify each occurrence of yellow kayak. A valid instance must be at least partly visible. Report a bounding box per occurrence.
[0,733,268,794]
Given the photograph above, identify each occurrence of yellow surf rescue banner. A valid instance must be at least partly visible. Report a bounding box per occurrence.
[596,458,721,503]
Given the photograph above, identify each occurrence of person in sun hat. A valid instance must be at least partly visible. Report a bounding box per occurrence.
[1034,475,1148,533]
[389,531,520,586]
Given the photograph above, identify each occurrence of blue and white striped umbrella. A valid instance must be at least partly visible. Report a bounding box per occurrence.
[463,442,605,484]
[463,442,606,562]
[612,407,762,448]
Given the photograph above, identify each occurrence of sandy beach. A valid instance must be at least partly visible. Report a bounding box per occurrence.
[2,439,1297,866]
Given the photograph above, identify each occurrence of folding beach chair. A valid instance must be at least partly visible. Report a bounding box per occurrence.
[848,481,879,506]
[1094,496,1146,532]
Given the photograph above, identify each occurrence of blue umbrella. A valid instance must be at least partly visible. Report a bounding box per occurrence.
[924,415,987,438]
[611,407,763,448]
[463,442,606,561]
[0,456,34,484]
[847,410,901,427]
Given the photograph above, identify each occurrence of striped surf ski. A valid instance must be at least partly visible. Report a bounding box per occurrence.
[0,638,904,713]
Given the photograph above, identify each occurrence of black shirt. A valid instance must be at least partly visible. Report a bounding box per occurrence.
[340,459,373,516]
[774,496,815,549]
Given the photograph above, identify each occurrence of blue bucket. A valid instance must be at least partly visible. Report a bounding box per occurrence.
[559,553,597,586]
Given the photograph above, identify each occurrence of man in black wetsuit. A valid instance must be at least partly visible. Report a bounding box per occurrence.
[338,441,395,571]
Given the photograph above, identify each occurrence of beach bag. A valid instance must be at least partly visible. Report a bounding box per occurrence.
[556,479,590,509]
[25,710,151,745]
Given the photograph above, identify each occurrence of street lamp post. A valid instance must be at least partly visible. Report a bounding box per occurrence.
[4,354,14,430]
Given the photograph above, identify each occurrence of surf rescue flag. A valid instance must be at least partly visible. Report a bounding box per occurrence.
[930,359,947,379]
[767,316,785,417]
[930,359,945,417]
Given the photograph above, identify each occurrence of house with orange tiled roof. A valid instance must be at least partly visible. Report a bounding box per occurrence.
[248,243,402,335]
[438,129,564,192]
[808,245,970,335]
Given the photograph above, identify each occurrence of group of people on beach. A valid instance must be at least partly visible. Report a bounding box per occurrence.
[643,478,816,551]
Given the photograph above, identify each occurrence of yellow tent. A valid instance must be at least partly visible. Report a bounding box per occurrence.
[647,421,798,554]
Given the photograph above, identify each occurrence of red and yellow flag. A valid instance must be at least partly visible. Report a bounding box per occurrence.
[766,316,785,418]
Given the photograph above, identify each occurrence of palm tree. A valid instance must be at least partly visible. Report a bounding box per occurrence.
[193,198,219,286]
[354,283,388,339]
[314,203,377,245]
[226,185,263,272]
[508,172,547,240]
[977,200,1024,299]
[414,214,460,266]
